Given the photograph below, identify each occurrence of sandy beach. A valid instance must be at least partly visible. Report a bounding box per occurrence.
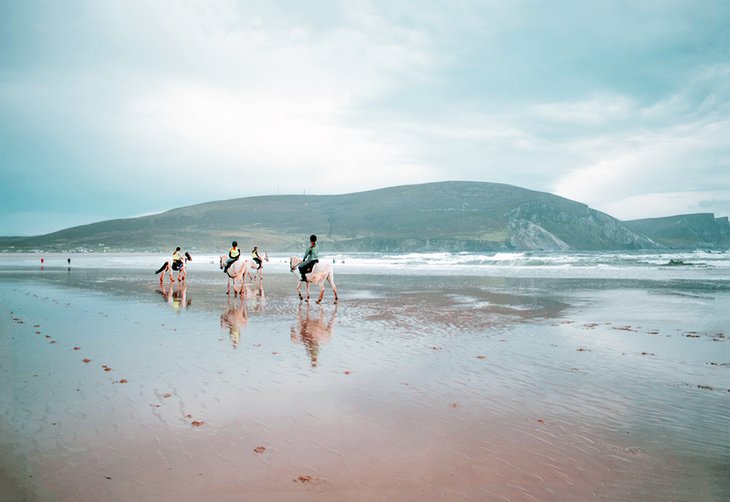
[1,256,728,501]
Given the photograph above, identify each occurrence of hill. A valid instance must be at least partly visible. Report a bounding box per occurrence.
[624,213,730,249]
[0,181,661,252]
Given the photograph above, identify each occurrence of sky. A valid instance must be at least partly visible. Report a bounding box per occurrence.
[1,0,729,236]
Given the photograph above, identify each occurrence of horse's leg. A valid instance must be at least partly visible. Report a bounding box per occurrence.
[328,273,338,304]
[316,281,325,304]
[226,276,231,295]
[305,281,311,302]
[296,280,303,301]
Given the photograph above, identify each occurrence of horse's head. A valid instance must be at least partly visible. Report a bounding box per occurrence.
[219,255,226,270]
[289,257,301,272]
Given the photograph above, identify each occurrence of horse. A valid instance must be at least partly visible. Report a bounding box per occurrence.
[246,251,269,282]
[219,255,251,296]
[289,257,338,304]
[156,252,192,283]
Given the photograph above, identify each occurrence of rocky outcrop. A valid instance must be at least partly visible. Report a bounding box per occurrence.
[505,201,657,250]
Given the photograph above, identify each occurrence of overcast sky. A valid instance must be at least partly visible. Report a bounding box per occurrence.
[1,0,729,235]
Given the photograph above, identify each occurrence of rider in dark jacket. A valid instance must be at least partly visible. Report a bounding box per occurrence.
[298,235,319,282]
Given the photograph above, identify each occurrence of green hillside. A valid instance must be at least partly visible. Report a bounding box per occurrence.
[0,181,660,252]
[625,213,730,249]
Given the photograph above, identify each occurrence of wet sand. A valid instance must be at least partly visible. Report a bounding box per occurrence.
[0,266,728,501]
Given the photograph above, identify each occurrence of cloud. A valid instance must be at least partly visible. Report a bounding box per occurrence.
[602,191,730,221]
[548,63,730,218]
[1,1,730,234]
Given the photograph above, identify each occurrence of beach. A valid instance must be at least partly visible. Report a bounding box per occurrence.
[1,253,729,501]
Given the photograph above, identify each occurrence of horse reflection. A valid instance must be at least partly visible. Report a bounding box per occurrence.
[291,304,337,367]
[221,298,248,349]
[157,282,191,313]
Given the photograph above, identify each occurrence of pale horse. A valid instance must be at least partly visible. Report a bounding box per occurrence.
[245,251,269,283]
[155,252,192,283]
[219,255,251,296]
[289,257,338,304]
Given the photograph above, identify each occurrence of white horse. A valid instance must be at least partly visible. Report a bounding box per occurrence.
[219,255,251,296]
[289,257,338,304]
[246,251,269,283]
[156,252,192,283]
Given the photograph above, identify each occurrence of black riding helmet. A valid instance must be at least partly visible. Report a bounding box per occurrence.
[310,235,317,242]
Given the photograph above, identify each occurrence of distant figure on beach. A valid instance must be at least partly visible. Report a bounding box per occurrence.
[67,258,71,266]
[223,241,240,274]
[40,258,44,265]
[298,235,319,282]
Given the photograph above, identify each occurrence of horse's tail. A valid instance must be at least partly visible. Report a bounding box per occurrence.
[155,262,169,274]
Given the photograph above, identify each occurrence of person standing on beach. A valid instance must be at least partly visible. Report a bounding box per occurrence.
[223,241,240,274]
[298,234,319,282]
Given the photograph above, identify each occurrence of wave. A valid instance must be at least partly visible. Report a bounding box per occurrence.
[2,250,729,281]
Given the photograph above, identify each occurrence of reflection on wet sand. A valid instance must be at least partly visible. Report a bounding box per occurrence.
[290,304,337,367]
[220,298,248,348]
[249,282,266,312]
[156,283,190,312]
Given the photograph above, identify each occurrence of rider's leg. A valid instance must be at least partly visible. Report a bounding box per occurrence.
[298,260,310,281]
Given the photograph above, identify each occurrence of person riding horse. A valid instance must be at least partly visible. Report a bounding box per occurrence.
[223,241,241,274]
[172,247,184,271]
[251,246,263,270]
[298,235,319,282]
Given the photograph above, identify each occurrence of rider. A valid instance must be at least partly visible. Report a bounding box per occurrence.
[251,246,263,269]
[223,241,241,274]
[298,234,319,282]
[171,247,184,271]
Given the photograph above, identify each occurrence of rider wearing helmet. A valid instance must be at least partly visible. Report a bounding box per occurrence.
[298,234,319,282]
[252,246,263,269]
[172,247,184,271]
[223,241,241,274]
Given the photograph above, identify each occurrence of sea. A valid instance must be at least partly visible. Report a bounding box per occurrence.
[2,249,730,280]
